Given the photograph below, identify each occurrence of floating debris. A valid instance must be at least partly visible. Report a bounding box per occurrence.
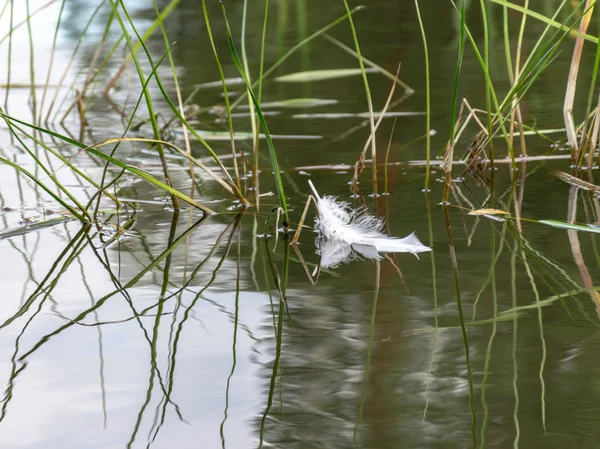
[292,111,424,119]
[468,208,509,216]
[195,77,245,89]
[172,130,322,140]
[239,98,339,109]
[275,68,378,83]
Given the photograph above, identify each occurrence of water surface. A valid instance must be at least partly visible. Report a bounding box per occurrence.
[1,1,600,448]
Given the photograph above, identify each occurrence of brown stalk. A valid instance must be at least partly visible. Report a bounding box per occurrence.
[589,98,600,168]
[563,0,595,159]
[442,98,489,203]
[566,185,600,317]
[351,63,401,194]
[322,34,413,93]
[58,23,110,127]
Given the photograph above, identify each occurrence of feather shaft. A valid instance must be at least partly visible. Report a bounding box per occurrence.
[309,181,432,258]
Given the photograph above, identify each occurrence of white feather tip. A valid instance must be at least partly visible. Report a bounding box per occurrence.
[309,180,432,260]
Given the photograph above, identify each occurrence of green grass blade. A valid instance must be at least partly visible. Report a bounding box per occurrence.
[538,219,600,233]
[228,6,363,111]
[340,0,378,193]
[38,0,66,125]
[220,3,289,224]
[0,112,214,213]
[414,0,431,190]
[108,0,179,209]
[201,0,242,191]
[0,155,85,221]
[490,0,597,43]
[105,4,246,203]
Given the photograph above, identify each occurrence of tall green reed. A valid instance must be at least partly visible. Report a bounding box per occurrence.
[220,2,289,225]
[201,0,242,192]
[340,0,378,194]
[108,0,180,209]
[414,0,431,191]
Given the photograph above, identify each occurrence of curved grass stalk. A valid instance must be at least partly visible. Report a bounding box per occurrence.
[106,6,247,204]
[221,4,288,224]
[37,0,66,126]
[90,137,238,199]
[228,6,364,112]
[0,112,215,213]
[0,115,90,220]
[108,0,179,209]
[490,0,597,43]
[57,18,121,125]
[201,0,242,191]
[322,34,413,93]
[0,155,85,221]
[341,0,377,194]
[444,0,466,202]
[90,42,174,218]
[43,0,106,127]
[6,122,123,206]
[479,0,493,164]
[102,0,183,97]
[82,138,217,214]
[240,0,260,195]
[3,0,13,111]
[25,0,37,123]
[414,0,431,191]
[152,0,195,194]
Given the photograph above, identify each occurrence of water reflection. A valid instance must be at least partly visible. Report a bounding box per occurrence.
[0,212,265,448]
[3,0,600,448]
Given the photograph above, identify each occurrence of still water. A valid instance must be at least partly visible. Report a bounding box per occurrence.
[1,1,600,448]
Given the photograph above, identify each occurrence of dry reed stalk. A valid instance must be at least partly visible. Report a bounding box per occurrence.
[590,101,600,163]
[350,64,401,194]
[563,0,595,159]
[567,186,600,317]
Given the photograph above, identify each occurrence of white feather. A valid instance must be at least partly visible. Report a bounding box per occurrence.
[308,180,432,258]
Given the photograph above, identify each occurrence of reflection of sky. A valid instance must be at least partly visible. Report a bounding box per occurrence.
[0,231,269,449]
[0,1,71,110]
